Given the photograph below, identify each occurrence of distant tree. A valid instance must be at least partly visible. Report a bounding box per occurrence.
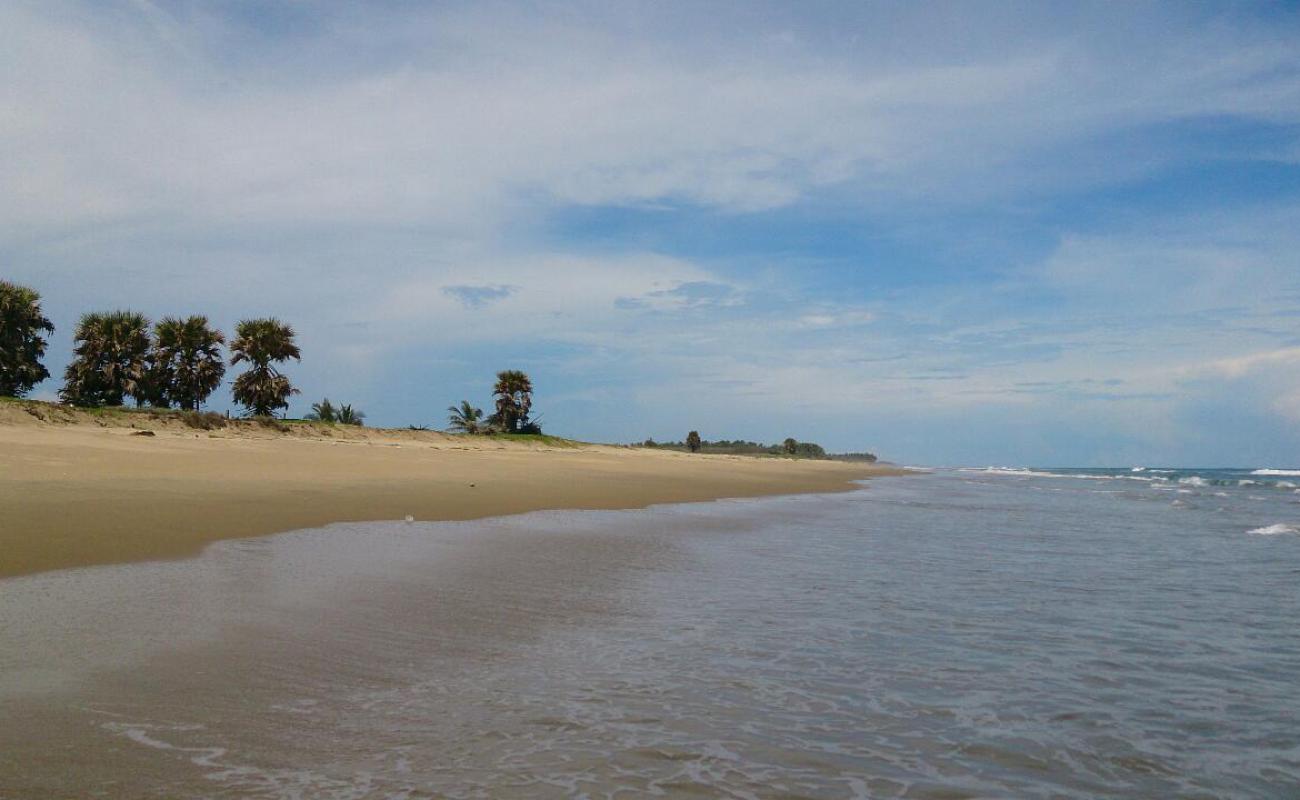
[306,398,337,423]
[230,318,300,417]
[336,404,365,426]
[795,441,827,459]
[783,437,798,455]
[447,400,485,434]
[153,315,225,410]
[490,369,533,433]
[686,431,702,453]
[0,280,55,398]
[59,311,152,407]
[643,438,657,447]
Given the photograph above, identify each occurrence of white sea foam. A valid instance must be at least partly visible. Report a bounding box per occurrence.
[1252,469,1300,476]
[1248,523,1300,535]
[1179,477,1209,487]
[962,467,1065,479]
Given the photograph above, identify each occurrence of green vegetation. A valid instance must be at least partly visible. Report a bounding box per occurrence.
[304,398,365,426]
[643,435,834,459]
[446,370,548,437]
[489,369,537,433]
[230,318,301,417]
[488,432,578,447]
[306,398,337,422]
[335,404,364,426]
[447,400,485,434]
[0,281,55,398]
[827,451,879,463]
[153,316,226,410]
[60,311,153,407]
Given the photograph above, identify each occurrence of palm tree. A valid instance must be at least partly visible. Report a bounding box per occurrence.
[0,280,55,398]
[230,318,301,417]
[60,311,152,407]
[153,316,225,410]
[446,400,484,434]
[305,398,337,423]
[490,370,533,433]
[336,404,365,426]
[686,430,702,453]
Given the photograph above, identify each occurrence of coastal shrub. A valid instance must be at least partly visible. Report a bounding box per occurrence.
[686,431,701,453]
[0,280,55,398]
[306,398,364,425]
[306,398,337,423]
[336,404,364,426]
[180,410,226,430]
[252,415,291,433]
[447,400,485,434]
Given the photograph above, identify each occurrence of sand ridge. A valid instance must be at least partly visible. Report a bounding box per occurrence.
[0,403,900,578]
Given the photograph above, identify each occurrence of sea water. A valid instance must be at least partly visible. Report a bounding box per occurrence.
[2,469,1298,798]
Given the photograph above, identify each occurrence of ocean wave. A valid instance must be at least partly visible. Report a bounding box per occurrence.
[962,467,1059,478]
[1252,469,1300,476]
[966,467,1295,491]
[1248,523,1300,536]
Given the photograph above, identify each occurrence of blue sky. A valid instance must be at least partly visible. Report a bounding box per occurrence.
[3,1,1299,466]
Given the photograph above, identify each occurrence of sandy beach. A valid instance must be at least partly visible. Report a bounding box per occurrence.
[0,401,897,579]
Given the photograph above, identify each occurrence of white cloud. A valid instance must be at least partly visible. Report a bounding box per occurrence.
[1180,347,1300,380]
[3,2,1299,240]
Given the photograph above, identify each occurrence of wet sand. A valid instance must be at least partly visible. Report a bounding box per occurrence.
[0,407,895,578]
[0,512,696,796]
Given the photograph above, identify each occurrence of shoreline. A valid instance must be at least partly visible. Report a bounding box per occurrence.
[0,405,903,579]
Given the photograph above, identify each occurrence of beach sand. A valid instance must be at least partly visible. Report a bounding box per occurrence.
[0,402,897,579]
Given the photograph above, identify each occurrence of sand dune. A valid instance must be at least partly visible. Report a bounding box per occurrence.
[0,402,897,578]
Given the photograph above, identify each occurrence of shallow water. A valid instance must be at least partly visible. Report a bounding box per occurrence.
[2,471,1298,798]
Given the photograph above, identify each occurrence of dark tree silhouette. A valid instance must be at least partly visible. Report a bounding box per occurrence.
[230,318,301,417]
[153,315,225,410]
[490,370,534,433]
[60,311,152,407]
[0,280,54,397]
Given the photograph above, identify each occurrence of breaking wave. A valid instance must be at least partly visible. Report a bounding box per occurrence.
[1248,523,1300,536]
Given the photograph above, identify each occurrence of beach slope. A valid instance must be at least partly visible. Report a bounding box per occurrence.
[0,403,898,578]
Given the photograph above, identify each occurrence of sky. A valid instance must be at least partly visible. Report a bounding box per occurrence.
[3,1,1299,466]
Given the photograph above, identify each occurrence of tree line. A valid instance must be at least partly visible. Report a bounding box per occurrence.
[2,279,302,416]
[5,280,874,455]
[1,280,545,435]
[641,433,840,459]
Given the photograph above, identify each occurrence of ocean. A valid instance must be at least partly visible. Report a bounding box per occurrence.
[2,468,1298,798]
